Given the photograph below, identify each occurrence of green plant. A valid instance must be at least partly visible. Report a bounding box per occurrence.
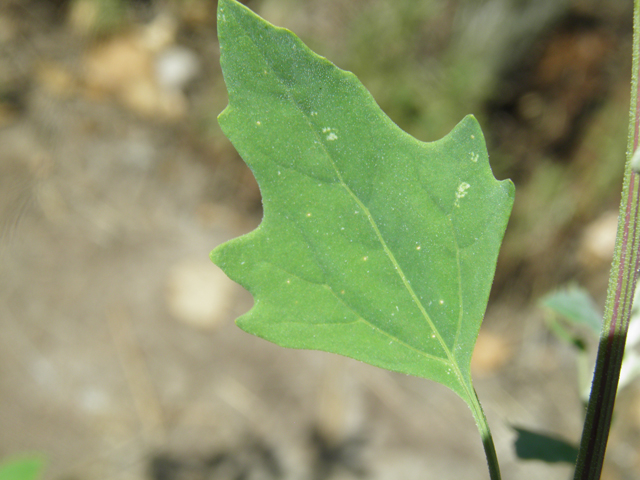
[210,0,640,478]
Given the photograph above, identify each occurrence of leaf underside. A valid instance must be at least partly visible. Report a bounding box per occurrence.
[212,0,514,403]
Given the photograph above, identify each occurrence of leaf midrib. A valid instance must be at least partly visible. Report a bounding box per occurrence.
[262,260,452,367]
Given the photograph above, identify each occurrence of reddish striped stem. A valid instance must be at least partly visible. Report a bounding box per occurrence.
[573,2,640,478]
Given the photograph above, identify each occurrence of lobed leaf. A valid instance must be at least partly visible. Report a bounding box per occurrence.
[212,0,514,405]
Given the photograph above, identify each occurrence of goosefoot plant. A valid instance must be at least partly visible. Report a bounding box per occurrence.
[210,0,640,478]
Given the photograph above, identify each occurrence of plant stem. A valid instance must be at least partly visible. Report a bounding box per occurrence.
[468,389,501,480]
[573,2,640,478]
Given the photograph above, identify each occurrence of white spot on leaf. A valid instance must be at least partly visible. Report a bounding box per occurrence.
[455,182,471,207]
[322,127,338,141]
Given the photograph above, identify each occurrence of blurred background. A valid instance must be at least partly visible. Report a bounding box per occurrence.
[0,0,638,479]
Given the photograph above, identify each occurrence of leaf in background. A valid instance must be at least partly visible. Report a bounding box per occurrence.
[541,285,606,400]
[212,0,514,404]
[0,457,43,480]
[540,285,603,335]
[513,427,578,464]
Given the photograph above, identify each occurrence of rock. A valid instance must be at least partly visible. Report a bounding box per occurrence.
[578,210,618,268]
[165,258,236,330]
[155,46,200,92]
[82,14,197,120]
[83,33,153,96]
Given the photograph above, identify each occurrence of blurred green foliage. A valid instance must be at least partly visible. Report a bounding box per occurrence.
[69,0,129,36]
[0,457,43,480]
[513,426,579,464]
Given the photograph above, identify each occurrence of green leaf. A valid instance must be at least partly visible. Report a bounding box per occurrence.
[512,427,579,464]
[0,457,44,480]
[212,0,514,405]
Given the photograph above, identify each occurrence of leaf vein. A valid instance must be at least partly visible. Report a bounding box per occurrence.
[263,262,451,366]
[242,19,471,393]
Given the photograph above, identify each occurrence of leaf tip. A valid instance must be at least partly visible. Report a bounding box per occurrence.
[209,244,226,270]
[503,177,516,198]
